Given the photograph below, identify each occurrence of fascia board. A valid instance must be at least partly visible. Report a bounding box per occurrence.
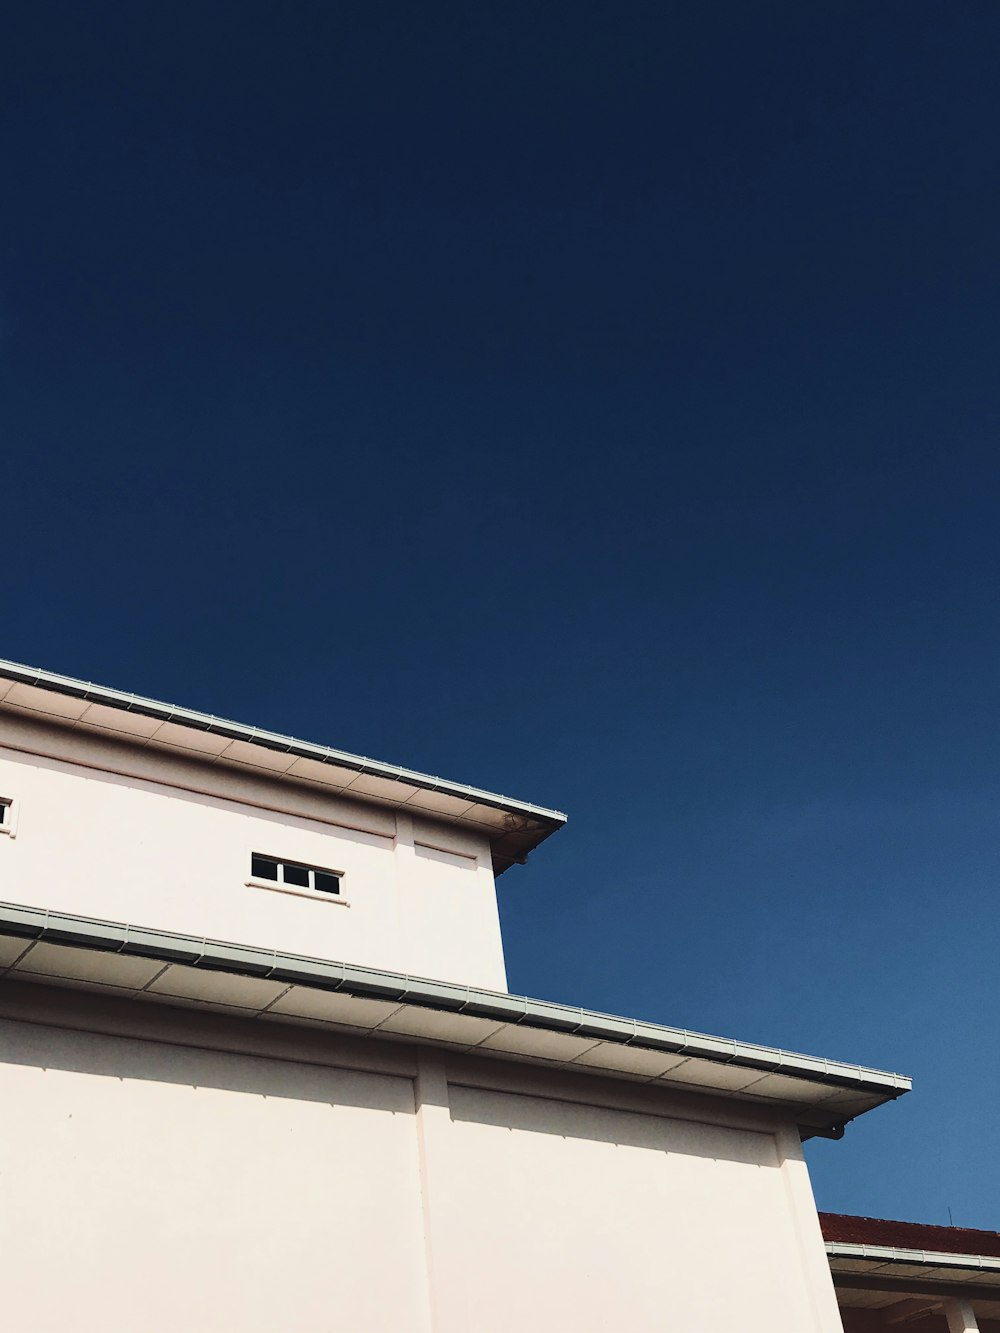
[0,658,566,831]
[826,1242,1000,1274]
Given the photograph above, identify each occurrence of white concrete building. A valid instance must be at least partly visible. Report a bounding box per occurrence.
[0,659,910,1332]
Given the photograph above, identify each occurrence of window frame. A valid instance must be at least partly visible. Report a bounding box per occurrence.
[246,853,349,907]
[0,796,18,838]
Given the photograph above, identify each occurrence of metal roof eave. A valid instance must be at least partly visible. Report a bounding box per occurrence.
[0,901,910,1130]
[826,1242,1000,1276]
[0,658,566,832]
[0,659,567,824]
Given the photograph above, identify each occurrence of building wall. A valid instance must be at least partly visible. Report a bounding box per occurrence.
[0,988,846,1333]
[840,1305,1000,1331]
[0,1013,432,1333]
[839,1308,913,1330]
[428,1084,840,1332]
[0,718,507,988]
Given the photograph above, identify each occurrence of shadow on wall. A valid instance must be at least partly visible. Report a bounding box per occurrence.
[2,986,776,1170]
[0,1008,415,1115]
[1,719,395,847]
[448,1081,778,1166]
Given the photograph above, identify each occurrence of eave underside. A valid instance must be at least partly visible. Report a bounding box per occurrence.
[0,900,909,1136]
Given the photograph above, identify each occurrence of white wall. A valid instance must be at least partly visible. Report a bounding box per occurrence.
[0,1017,432,1333]
[424,1083,843,1333]
[436,1086,812,1330]
[0,726,507,989]
[0,996,846,1333]
[0,996,845,1333]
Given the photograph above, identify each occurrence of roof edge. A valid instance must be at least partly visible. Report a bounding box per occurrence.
[0,658,567,828]
[826,1241,1000,1274]
[0,900,911,1099]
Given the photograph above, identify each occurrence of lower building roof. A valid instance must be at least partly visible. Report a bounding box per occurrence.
[0,900,909,1137]
[822,1213,1000,1261]
[823,1212,1000,1318]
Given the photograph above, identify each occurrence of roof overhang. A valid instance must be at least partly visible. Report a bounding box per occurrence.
[0,659,566,874]
[0,900,910,1137]
[827,1242,1000,1310]
[828,1241,1000,1281]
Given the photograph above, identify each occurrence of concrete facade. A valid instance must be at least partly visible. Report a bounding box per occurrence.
[0,985,845,1333]
[0,711,507,990]
[0,661,907,1332]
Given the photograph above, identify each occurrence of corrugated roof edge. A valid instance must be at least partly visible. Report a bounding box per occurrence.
[0,900,912,1098]
[0,658,567,826]
[825,1242,1000,1274]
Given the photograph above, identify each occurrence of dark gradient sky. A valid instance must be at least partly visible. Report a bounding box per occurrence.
[5,2,1000,1226]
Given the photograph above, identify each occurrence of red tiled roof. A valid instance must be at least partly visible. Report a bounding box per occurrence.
[820,1212,1000,1259]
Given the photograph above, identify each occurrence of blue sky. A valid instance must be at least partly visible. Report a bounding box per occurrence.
[5,1,1000,1226]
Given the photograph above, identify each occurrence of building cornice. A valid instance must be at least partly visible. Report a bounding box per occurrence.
[0,899,910,1137]
[0,658,566,873]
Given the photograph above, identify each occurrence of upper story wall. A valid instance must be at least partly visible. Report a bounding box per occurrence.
[0,713,508,990]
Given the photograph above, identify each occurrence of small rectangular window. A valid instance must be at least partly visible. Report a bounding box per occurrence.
[0,798,14,836]
[249,854,343,899]
[251,854,279,881]
[0,800,7,825]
